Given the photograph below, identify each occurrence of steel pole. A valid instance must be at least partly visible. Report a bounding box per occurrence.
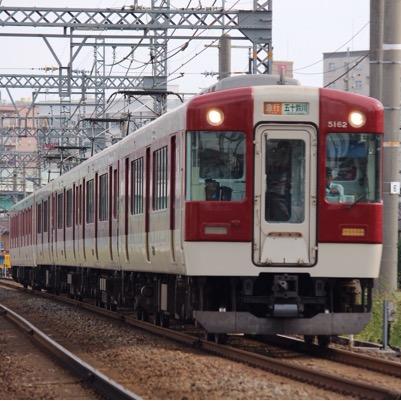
[218,34,231,80]
[380,0,401,293]
[370,0,384,100]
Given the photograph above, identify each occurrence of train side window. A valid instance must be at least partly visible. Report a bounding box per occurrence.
[66,189,73,227]
[57,193,64,229]
[186,131,245,201]
[99,173,108,221]
[79,185,82,224]
[43,200,48,233]
[86,179,94,223]
[75,187,79,225]
[131,157,144,214]
[37,203,42,234]
[153,146,168,210]
[113,169,118,218]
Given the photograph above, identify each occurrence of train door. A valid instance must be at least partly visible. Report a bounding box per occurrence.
[51,194,56,263]
[170,136,176,262]
[145,147,151,262]
[253,124,317,266]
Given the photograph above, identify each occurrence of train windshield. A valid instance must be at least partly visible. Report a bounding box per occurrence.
[326,133,381,204]
[186,131,245,201]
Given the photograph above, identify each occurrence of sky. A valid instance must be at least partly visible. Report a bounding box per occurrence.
[0,0,370,101]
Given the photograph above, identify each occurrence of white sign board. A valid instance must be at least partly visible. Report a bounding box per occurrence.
[390,181,400,195]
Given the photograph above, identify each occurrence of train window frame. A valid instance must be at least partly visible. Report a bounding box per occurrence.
[153,147,168,211]
[86,179,95,224]
[186,131,246,202]
[57,193,64,229]
[99,173,109,221]
[131,157,144,215]
[66,189,73,228]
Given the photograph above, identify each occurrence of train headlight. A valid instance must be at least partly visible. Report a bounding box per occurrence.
[207,108,224,126]
[349,111,366,128]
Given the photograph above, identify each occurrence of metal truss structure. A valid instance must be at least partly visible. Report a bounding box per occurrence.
[0,2,272,198]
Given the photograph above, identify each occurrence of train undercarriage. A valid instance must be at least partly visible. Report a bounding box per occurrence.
[12,265,373,342]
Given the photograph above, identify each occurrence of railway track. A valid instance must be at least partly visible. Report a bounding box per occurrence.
[1,279,400,400]
[0,298,140,400]
[259,334,401,378]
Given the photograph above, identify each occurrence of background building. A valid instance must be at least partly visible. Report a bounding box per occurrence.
[323,50,369,95]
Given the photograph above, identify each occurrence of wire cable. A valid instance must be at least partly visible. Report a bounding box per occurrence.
[293,21,369,72]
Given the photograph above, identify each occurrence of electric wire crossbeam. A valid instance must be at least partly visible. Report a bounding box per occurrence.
[0,2,272,201]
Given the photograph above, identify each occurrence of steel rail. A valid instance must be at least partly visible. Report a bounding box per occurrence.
[0,301,141,400]
[260,334,401,379]
[1,280,400,400]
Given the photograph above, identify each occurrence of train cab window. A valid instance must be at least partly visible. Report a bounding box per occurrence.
[66,189,73,227]
[57,193,64,229]
[265,139,305,223]
[99,173,108,221]
[131,157,144,214]
[326,133,381,204]
[86,179,94,223]
[186,131,245,201]
[153,147,168,210]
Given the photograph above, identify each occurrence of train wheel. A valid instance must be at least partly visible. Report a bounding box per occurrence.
[160,313,170,328]
[317,335,331,348]
[304,335,315,345]
[203,332,227,344]
[137,310,148,321]
[152,312,169,327]
[213,334,228,344]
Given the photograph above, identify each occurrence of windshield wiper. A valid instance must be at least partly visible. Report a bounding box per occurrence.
[347,194,367,209]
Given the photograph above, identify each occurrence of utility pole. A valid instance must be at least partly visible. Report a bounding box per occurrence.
[218,34,231,80]
[370,0,384,100]
[344,47,351,91]
[380,0,401,293]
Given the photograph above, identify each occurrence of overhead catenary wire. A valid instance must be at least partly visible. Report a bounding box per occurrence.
[293,21,370,72]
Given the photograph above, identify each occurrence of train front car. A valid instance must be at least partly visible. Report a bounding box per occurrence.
[186,84,383,339]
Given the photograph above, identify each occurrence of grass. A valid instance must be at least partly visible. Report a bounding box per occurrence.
[356,291,401,348]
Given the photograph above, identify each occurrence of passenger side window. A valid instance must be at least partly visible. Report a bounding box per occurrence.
[153,147,168,210]
[66,189,73,227]
[99,173,108,221]
[57,193,63,229]
[37,203,42,234]
[131,157,144,215]
[86,179,94,223]
[43,200,48,232]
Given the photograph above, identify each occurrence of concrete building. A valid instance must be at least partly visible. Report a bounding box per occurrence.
[323,50,369,95]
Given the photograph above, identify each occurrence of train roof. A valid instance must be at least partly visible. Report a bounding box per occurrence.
[202,74,299,93]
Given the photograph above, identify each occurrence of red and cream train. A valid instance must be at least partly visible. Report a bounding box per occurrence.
[9,76,384,340]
